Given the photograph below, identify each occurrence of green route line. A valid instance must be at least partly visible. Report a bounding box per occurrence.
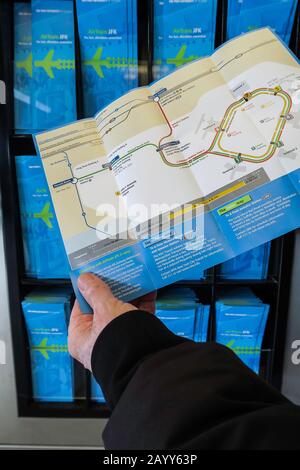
[95,86,293,169]
[77,144,158,181]
[50,87,292,235]
[51,86,293,232]
[62,151,112,235]
[159,87,292,167]
[78,168,106,181]
[71,86,294,189]
[214,88,292,163]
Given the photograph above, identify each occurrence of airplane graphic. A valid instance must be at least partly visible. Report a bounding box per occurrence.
[84,47,136,78]
[33,202,54,229]
[226,340,260,355]
[32,338,68,360]
[34,50,75,79]
[166,45,199,67]
[16,52,33,78]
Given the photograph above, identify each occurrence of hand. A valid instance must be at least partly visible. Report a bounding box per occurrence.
[131,290,157,314]
[68,273,156,371]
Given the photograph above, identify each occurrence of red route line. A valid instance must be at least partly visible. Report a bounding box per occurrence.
[175,132,221,164]
[176,91,291,165]
[157,101,173,147]
[156,88,291,166]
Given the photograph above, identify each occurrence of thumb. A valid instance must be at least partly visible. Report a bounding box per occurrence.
[77,273,113,311]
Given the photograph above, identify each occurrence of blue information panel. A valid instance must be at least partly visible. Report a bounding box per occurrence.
[31,0,77,130]
[76,0,138,117]
[153,0,217,80]
[227,0,298,44]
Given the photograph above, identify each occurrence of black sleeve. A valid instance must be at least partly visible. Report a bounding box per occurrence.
[91,310,300,450]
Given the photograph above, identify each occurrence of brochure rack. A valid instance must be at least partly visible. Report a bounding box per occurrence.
[0,0,298,417]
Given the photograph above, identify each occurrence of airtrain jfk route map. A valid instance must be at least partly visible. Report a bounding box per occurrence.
[96,85,292,166]
[35,28,300,267]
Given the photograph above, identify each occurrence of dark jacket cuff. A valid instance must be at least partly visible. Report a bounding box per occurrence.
[91,310,188,409]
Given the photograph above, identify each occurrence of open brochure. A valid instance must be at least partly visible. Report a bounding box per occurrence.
[34,28,300,312]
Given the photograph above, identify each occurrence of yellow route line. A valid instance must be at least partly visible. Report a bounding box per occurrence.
[215,91,290,159]
[169,181,246,219]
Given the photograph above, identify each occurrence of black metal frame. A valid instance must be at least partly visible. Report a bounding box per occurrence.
[0,0,297,418]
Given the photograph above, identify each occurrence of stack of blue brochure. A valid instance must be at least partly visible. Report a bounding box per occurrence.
[156,287,210,342]
[14,2,33,133]
[227,0,298,44]
[215,289,270,374]
[76,0,138,117]
[153,0,217,80]
[14,1,77,132]
[15,155,70,279]
[22,288,74,402]
[219,242,271,280]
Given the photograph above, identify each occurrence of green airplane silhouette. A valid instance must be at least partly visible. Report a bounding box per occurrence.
[226,339,260,355]
[32,338,68,360]
[33,202,54,229]
[167,45,199,67]
[16,52,33,78]
[34,50,75,79]
[84,47,136,78]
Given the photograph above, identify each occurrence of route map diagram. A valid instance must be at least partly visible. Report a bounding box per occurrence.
[34,28,300,306]
[96,85,292,167]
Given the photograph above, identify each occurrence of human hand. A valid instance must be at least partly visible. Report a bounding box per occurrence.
[68,273,156,371]
[131,290,157,314]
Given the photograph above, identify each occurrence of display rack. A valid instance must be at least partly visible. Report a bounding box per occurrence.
[0,0,297,418]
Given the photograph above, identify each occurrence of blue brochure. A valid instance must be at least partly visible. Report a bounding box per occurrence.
[219,242,271,280]
[194,304,210,342]
[227,0,298,44]
[76,0,138,117]
[156,304,196,340]
[15,155,70,279]
[22,289,74,402]
[153,0,217,80]
[215,288,270,374]
[31,0,77,130]
[91,376,106,403]
[156,287,209,341]
[34,29,300,313]
[14,2,33,133]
